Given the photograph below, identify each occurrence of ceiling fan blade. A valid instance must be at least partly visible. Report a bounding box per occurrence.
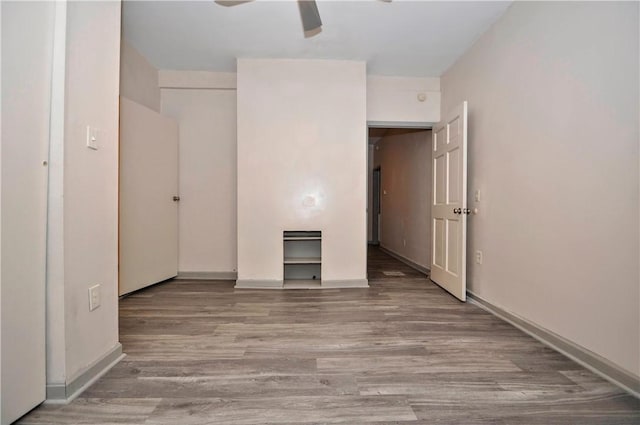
[215,0,254,7]
[298,0,322,33]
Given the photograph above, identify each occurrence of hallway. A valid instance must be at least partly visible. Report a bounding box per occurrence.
[18,248,640,424]
[366,245,427,280]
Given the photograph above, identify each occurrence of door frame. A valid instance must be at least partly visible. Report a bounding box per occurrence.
[366,121,437,274]
[371,166,381,244]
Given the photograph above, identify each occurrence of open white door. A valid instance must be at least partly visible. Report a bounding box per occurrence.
[2,2,54,422]
[431,101,468,301]
[119,98,179,296]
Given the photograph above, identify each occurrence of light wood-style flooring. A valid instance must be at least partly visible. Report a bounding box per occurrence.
[19,246,640,424]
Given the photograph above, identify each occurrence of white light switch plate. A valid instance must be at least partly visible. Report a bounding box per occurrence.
[86,126,99,150]
[89,284,101,311]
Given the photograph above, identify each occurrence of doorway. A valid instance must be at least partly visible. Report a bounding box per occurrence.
[366,126,433,279]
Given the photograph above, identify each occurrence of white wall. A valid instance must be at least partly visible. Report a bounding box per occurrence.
[237,59,367,285]
[159,72,436,123]
[367,76,440,125]
[45,0,68,388]
[157,70,436,274]
[442,1,639,377]
[1,1,53,421]
[120,40,160,112]
[374,130,432,270]
[46,0,122,388]
[159,70,236,90]
[161,88,237,275]
[64,0,121,382]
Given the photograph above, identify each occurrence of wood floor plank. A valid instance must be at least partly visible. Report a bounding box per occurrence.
[17,246,640,424]
[143,396,418,424]
[317,355,522,374]
[100,358,318,379]
[118,335,246,361]
[16,398,161,424]
[84,373,360,399]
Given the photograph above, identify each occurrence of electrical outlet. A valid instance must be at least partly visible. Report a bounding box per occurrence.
[475,250,483,265]
[89,284,101,311]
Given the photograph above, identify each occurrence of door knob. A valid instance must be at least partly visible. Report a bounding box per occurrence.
[453,208,461,214]
[463,208,471,214]
[172,196,181,202]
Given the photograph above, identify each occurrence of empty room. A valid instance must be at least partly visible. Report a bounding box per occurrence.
[1,1,639,424]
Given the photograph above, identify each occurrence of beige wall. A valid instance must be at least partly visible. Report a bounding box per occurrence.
[374,130,432,270]
[120,40,160,112]
[236,59,367,285]
[161,88,237,274]
[442,1,639,376]
[367,76,440,125]
[159,70,236,90]
[47,0,122,386]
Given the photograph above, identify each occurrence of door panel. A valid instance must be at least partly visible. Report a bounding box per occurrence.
[119,98,179,296]
[446,219,459,275]
[1,2,54,422]
[448,148,460,203]
[433,218,445,268]
[434,154,446,204]
[431,101,468,301]
[434,127,445,151]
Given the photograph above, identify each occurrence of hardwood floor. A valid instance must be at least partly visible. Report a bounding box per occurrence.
[19,246,640,424]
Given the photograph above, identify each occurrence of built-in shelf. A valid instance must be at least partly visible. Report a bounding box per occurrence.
[284,231,321,283]
[284,257,321,264]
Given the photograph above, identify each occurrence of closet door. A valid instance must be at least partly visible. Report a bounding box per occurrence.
[1,2,53,422]
[119,98,179,295]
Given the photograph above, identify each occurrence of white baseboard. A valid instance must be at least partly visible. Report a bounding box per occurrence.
[379,246,430,276]
[45,343,124,404]
[321,279,369,288]
[176,271,237,280]
[234,279,283,289]
[467,291,640,399]
[235,279,369,289]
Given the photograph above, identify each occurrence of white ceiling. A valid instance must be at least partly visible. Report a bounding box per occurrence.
[122,0,511,77]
